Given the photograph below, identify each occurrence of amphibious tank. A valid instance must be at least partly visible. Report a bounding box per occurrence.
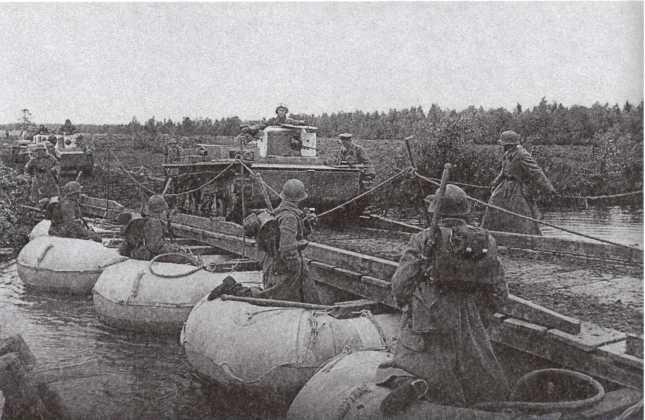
[162,125,374,223]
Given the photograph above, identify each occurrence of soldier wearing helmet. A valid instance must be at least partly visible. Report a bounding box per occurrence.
[481,130,556,235]
[208,178,320,303]
[261,104,306,128]
[119,195,182,260]
[24,142,59,203]
[48,181,102,242]
[375,184,509,415]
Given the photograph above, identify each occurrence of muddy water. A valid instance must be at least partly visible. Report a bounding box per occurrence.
[542,206,643,247]
[0,205,641,419]
[0,262,284,420]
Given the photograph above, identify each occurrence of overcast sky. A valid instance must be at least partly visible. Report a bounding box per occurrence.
[0,2,642,124]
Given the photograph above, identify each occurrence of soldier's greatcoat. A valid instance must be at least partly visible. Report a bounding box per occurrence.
[258,200,319,303]
[125,217,181,261]
[481,145,555,235]
[376,219,510,406]
[25,154,59,202]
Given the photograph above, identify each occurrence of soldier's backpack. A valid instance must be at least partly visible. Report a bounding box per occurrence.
[45,197,63,224]
[118,217,147,257]
[243,210,279,256]
[429,224,500,289]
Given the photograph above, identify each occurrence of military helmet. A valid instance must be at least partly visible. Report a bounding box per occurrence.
[280,179,308,202]
[338,133,353,140]
[275,104,289,114]
[499,130,520,146]
[424,184,471,217]
[146,195,169,215]
[167,138,178,145]
[63,181,82,196]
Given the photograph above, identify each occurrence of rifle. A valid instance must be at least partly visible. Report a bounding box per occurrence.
[404,135,431,227]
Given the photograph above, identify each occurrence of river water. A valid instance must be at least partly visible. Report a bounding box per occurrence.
[0,205,642,419]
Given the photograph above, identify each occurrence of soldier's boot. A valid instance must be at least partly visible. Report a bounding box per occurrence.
[379,378,428,416]
[207,276,239,301]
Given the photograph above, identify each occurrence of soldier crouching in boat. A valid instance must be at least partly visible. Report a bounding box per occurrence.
[208,178,320,304]
[48,181,102,242]
[375,184,510,415]
[118,195,184,261]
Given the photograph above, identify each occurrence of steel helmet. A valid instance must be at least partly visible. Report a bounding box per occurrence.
[424,184,471,217]
[63,181,82,196]
[275,104,289,114]
[167,138,178,145]
[146,195,169,215]
[499,130,520,146]
[280,179,308,202]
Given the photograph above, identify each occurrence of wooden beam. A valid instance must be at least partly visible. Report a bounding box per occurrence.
[489,318,642,390]
[362,214,643,264]
[501,295,581,335]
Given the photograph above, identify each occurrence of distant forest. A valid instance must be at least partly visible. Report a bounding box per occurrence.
[2,98,642,147]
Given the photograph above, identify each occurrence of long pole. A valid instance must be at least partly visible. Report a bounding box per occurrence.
[404,136,431,227]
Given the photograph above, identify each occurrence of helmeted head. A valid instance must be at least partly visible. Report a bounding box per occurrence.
[275,104,289,117]
[280,179,308,203]
[338,132,353,146]
[499,130,520,146]
[146,195,169,217]
[63,181,82,198]
[424,184,471,218]
[167,138,178,146]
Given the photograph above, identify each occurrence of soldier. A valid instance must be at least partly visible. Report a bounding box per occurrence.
[48,181,102,242]
[208,179,319,303]
[375,184,510,415]
[235,123,260,148]
[335,133,370,165]
[118,195,183,261]
[481,130,556,235]
[24,143,59,203]
[263,104,306,127]
[164,138,184,164]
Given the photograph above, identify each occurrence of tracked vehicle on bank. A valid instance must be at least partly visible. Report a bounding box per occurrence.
[162,124,375,222]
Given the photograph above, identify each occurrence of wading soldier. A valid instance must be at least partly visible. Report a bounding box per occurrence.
[24,143,59,203]
[48,181,102,242]
[481,130,556,235]
[375,184,510,415]
[208,179,319,303]
[119,195,183,261]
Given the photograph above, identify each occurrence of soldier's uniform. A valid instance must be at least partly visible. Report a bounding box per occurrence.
[261,104,306,128]
[336,133,370,165]
[24,145,59,203]
[48,181,102,242]
[481,131,555,235]
[208,179,320,304]
[119,195,182,260]
[257,198,317,302]
[376,185,509,414]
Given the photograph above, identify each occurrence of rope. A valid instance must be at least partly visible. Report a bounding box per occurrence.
[236,159,281,198]
[560,190,643,201]
[415,172,642,251]
[317,168,411,219]
[108,150,236,198]
[148,252,204,278]
[164,161,236,197]
[425,176,490,190]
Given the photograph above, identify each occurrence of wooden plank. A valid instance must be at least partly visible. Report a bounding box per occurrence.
[597,341,643,370]
[547,323,627,352]
[490,230,643,264]
[626,334,644,358]
[490,319,642,390]
[501,295,581,335]
[362,214,642,264]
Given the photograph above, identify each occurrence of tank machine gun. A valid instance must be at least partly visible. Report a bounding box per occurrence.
[163,124,372,223]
